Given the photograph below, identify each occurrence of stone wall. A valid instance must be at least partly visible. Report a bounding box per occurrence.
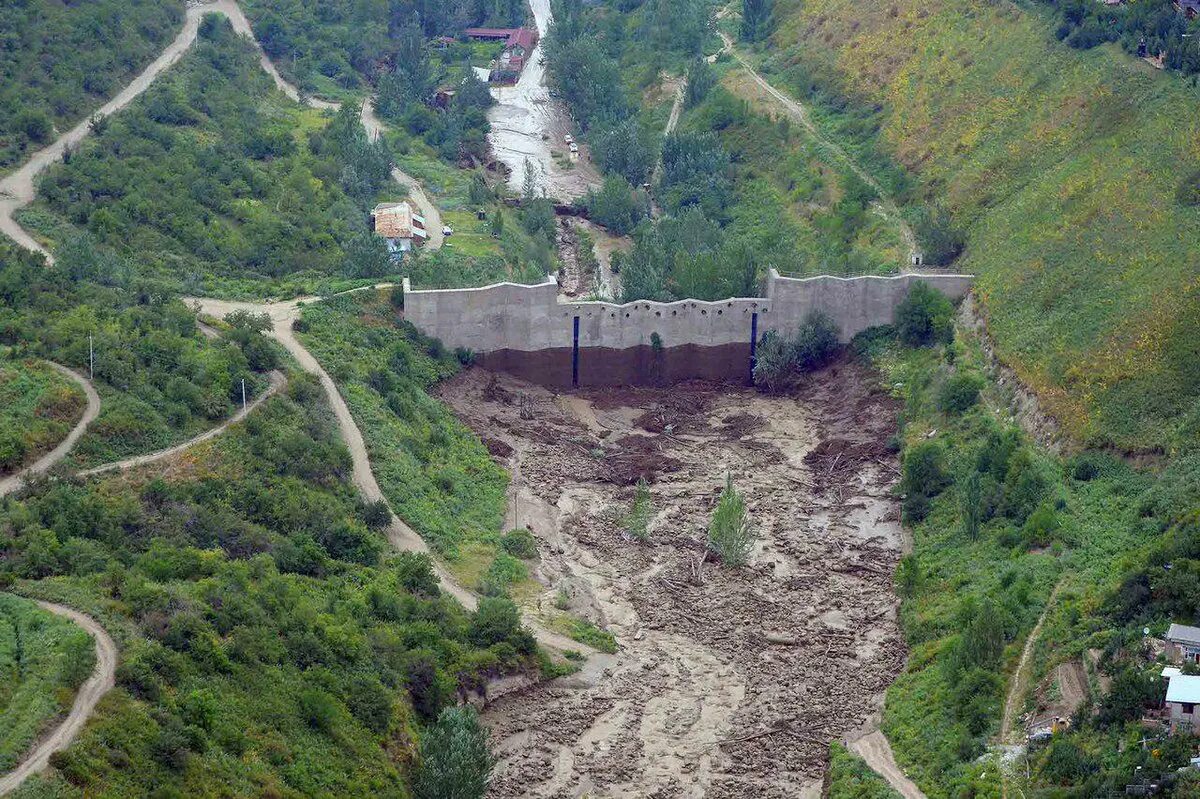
[402,270,973,387]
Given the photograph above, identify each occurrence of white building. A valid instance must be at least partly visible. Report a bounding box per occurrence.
[1166,674,1200,732]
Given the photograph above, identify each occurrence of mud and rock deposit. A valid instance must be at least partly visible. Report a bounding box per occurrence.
[438,358,910,798]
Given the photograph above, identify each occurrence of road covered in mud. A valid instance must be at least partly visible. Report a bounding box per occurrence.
[438,359,910,798]
[487,0,601,201]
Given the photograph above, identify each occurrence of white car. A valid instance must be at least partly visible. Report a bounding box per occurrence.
[442,226,453,237]
[564,134,574,144]
[569,142,579,154]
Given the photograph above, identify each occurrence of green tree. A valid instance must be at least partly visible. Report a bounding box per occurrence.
[412,707,492,799]
[895,283,954,347]
[707,475,754,566]
[345,232,392,278]
[741,0,774,42]
[685,58,717,108]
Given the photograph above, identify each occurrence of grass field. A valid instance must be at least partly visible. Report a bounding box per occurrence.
[0,594,94,772]
[764,0,1200,452]
[0,360,86,476]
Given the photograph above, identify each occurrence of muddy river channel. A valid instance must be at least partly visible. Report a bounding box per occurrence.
[439,359,909,798]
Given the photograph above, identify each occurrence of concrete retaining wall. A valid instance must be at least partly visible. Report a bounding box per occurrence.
[402,269,973,387]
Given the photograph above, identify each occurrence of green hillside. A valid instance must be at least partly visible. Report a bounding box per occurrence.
[763,0,1200,453]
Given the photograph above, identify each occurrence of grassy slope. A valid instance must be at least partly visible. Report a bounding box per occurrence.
[767,0,1200,452]
[0,594,93,772]
[827,742,903,799]
[0,360,86,475]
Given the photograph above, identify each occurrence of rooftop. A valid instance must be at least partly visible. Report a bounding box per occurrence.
[1168,674,1200,704]
[372,202,425,239]
[1168,623,1200,645]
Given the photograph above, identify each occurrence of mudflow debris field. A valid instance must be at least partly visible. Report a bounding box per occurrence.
[437,359,910,798]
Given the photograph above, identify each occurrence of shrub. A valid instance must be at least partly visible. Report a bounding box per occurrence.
[468,597,534,653]
[298,687,339,733]
[707,475,754,566]
[900,441,950,523]
[412,707,492,799]
[914,207,966,266]
[623,478,652,542]
[895,283,954,347]
[358,499,392,530]
[937,373,983,414]
[501,529,538,559]
[753,311,841,391]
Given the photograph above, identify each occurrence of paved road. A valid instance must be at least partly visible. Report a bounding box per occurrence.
[848,731,927,799]
[0,602,117,797]
[718,31,919,264]
[0,0,441,258]
[0,363,100,498]
[79,369,286,477]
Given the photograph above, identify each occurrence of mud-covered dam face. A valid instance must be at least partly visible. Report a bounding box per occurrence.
[402,269,974,388]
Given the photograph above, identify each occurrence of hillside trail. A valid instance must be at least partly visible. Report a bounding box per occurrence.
[0,601,117,797]
[185,289,598,660]
[0,0,442,259]
[359,101,445,248]
[847,731,927,799]
[717,31,919,265]
[79,369,286,478]
[0,363,100,498]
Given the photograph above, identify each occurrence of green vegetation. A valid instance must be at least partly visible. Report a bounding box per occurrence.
[623,478,652,542]
[766,0,1200,450]
[0,360,86,474]
[296,291,511,574]
[411,706,492,799]
[2,372,538,797]
[547,615,618,654]
[707,475,754,567]
[827,742,902,799]
[0,240,279,470]
[0,595,94,772]
[0,0,183,172]
[24,18,393,298]
[243,0,528,98]
[752,310,840,391]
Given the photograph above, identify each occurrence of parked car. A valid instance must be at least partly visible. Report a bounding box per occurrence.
[569,142,579,154]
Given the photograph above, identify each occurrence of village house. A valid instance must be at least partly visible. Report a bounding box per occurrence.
[1167,623,1200,664]
[1166,673,1200,732]
[370,201,427,255]
[463,27,539,83]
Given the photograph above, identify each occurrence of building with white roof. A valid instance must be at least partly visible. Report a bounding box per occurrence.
[1165,674,1200,731]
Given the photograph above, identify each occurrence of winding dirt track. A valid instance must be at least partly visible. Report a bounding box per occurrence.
[0,601,117,797]
[0,0,441,259]
[848,732,926,799]
[79,369,286,478]
[185,291,596,657]
[717,31,918,263]
[0,363,100,498]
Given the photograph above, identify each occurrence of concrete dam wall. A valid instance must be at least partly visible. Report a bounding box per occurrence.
[402,269,974,388]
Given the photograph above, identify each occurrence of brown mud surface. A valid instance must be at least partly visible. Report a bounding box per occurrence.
[437,357,910,798]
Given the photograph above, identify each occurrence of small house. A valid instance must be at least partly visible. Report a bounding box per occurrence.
[371,202,427,255]
[1166,674,1200,732]
[1167,623,1200,664]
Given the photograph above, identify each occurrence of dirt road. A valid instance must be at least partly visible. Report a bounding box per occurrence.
[848,731,926,799]
[0,363,99,497]
[441,360,909,797]
[79,369,286,477]
[718,32,918,264]
[0,602,117,797]
[0,0,441,258]
[185,291,591,655]
[360,101,445,248]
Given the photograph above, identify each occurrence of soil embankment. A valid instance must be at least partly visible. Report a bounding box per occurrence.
[439,358,909,797]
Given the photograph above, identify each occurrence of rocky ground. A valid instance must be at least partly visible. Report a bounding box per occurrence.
[438,358,909,798]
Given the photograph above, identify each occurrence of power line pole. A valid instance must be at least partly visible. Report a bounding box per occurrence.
[241,378,247,411]
[88,335,93,380]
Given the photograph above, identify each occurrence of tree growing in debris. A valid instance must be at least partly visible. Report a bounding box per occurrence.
[624,478,652,542]
[707,475,754,566]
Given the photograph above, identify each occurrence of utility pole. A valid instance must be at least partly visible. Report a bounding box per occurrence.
[88,335,93,380]
[241,378,247,411]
